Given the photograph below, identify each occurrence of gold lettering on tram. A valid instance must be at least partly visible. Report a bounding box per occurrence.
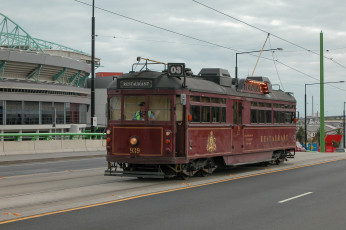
[129,148,141,154]
[260,135,289,143]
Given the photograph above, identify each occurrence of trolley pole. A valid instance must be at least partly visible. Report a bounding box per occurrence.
[90,0,96,133]
[320,31,325,152]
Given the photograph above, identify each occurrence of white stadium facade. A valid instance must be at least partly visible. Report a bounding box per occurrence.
[0,12,101,135]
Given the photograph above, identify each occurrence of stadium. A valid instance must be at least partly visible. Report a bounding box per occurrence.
[0,12,101,135]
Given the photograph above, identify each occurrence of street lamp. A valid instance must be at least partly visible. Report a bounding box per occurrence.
[304,81,345,150]
[235,48,283,87]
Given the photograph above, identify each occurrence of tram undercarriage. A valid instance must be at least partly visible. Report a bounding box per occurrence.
[104,150,295,179]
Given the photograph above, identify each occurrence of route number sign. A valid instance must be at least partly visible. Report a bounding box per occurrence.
[167,63,185,77]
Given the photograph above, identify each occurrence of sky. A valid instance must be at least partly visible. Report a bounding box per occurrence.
[2,0,346,117]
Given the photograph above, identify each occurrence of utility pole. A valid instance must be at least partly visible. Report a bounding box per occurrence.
[90,0,96,133]
[343,102,345,148]
[320,31,325,152]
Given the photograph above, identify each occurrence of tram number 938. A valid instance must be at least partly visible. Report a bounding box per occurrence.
[167,63,185,77]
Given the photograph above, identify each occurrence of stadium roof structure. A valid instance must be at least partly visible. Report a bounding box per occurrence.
[0,12,99,88]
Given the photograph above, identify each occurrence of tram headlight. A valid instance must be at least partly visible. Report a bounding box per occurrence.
[106,129,111,135]
[130,136,139,146]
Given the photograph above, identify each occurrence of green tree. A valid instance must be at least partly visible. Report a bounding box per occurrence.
[296,126,305,143]
[313,128,320,145]
[336,128,342,135]
[332,140,340,148]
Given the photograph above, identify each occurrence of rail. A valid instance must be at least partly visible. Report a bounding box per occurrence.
[0,133,106,141]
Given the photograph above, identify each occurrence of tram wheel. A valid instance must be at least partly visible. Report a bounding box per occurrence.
[200,170,209,177]
[179,172,190,180]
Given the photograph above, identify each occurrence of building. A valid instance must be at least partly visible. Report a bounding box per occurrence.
[86,72,123,131]
[0,12,100,135]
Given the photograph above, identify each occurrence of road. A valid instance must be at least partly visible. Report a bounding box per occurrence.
[1,152,346,229]
[0,158,106,177]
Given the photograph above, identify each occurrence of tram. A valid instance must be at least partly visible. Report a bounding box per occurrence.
[104,58,296,178]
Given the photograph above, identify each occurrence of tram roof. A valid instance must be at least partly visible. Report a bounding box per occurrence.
[108,70,295,103]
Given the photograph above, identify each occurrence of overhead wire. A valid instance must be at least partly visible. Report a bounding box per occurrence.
[73,0,346,92]
[192,0,346,70]
[74,0,241,53]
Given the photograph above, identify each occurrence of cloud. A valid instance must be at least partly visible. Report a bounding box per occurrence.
[1,0,346,116]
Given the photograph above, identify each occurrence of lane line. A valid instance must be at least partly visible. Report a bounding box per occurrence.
[1,157,346,225]
[278,192,313,203]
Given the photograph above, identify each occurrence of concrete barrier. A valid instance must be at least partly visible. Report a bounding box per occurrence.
[62,139,87,152]
[34,140,62,153]
[4,141,35,155]
[86,139,104,151]
[1,140,106,155]
[0,142,4,155]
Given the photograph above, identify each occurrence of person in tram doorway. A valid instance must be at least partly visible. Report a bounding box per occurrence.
[133,102,155,120]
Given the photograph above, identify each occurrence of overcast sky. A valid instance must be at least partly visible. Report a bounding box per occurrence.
[2,0,346,117]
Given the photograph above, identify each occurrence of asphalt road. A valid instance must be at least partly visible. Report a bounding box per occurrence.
[0,158,106,177]
[1,154,346,230]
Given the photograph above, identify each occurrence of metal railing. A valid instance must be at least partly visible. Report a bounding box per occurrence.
[0,133,106,141]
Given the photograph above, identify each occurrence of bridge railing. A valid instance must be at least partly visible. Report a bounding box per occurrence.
[0,133,106,141]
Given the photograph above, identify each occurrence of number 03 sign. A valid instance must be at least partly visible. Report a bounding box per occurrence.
[167,63,185,77]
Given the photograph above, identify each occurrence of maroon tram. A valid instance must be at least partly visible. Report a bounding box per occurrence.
[104,60,296,178]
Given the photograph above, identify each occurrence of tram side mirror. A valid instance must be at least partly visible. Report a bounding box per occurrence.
[180,94,186,105]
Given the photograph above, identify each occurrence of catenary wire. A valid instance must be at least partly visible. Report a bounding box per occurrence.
[192,0,346,70]
[74,0,346,92]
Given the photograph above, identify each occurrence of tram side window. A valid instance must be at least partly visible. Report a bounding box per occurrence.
[212,107,220,123]
[280,111,286,123]
[274,111,295,123]
[251,109,258,123]
[109,96,121,120]
[124,96,145,120]
[149,96,171,121]
[238,102,242,124]
[285,112,295,123]
[233,103,237,124]
[274,111,279,123]
[266,110,272,123]
[221,107,226,123]
[190,106,200,122]
[202,106,211,122]
[251,109,272,123]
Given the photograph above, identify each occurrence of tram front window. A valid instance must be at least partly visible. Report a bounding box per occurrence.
[123,96,171,121]
[109,96,121,120]
[124,96,146,120]
[149,96,171,121]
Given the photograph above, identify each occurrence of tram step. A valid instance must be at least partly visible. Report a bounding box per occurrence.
[104,169,166,178]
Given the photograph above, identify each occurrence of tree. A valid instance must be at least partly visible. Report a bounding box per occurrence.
[313,128,320,145]
[336,128,342,135]
[296,126,305,143]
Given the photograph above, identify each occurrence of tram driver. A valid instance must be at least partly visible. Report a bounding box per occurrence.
[133,102,155,120]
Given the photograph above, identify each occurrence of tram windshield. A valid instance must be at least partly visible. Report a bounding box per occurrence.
[109,95,171,121]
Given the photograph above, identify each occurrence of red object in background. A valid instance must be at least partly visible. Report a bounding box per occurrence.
[96,72,123,77]
[325,135,342,152]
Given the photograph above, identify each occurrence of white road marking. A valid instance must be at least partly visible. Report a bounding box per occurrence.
[278,192,313,203]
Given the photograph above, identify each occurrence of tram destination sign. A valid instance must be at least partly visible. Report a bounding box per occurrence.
[118,79,153,89]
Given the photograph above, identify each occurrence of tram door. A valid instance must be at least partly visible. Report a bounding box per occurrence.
[175,96,185,157]
[232,100,243,153]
